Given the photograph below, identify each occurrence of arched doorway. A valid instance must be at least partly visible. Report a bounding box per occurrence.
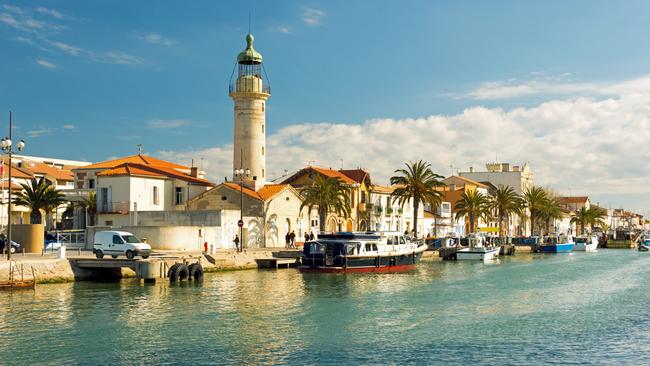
[327,217,337,232]
[346,219,353,232]
[358,220,367,231]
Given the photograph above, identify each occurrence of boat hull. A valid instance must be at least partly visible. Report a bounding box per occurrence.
[539,243,574,253]
[456,247,500,261]
[300,250,424,273]
[575,243,597,251]
[638,243,650,252]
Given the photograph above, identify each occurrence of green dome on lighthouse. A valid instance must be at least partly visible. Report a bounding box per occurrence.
[237,34,263,65]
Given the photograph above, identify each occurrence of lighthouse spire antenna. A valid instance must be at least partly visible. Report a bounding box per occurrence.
[248,11,251,34]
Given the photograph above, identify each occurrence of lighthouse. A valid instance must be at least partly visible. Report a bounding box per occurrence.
[229,33,270,191]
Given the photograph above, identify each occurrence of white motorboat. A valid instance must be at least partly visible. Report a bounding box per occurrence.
[637,233,650,252]
[456,234,500,261]
[574,235,598,251]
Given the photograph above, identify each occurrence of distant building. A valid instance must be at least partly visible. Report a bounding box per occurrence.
[1,155,89,228]
[558,196,590,212]
[369,184,426,235]
[459,162,533,195]
[70,154,213,227]
[282,166,371,232]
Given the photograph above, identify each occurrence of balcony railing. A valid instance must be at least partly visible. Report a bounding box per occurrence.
[98,201,130,214]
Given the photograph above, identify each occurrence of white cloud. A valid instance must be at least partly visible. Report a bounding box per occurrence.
[154,74,650,213]
[62,124,75,129]
[302,7,326,26]
[147,119,190,129]
[34,6,64,20]
[26,128,52,137]
[36,58,56,69]
[137,32,175,46]
[272,25,293,34]
[50,40,81,56]
[102,51,147,66]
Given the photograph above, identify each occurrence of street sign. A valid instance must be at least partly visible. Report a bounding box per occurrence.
[238,219,244,228]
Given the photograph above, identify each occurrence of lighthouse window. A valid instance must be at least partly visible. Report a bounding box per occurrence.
[262,169,265,178]
[262,103,265,112]
[262,146,265,156]
[262,124,264,133]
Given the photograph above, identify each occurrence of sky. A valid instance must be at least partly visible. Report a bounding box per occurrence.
[1,0,650,214]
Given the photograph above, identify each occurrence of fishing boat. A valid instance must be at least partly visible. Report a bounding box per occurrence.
[574,235,598,251]
[637,233,650,252]
[456,234,500,261]
[539,234,575,253]
[300,231,426,273]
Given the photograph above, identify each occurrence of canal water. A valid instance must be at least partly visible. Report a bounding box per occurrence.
[1,249,650,365]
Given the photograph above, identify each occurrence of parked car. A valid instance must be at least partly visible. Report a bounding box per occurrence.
[93,230,151,259]
[0,238,22,254]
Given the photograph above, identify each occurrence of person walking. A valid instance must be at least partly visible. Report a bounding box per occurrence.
[285,232,291,248]
[309,232,315,241]
[233,235,240,251]
[290,231,296,248]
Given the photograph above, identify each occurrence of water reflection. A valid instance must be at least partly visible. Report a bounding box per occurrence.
[0,250,649,364]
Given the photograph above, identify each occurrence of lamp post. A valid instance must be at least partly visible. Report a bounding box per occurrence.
[2,112,26,260]
[234,167,250,252]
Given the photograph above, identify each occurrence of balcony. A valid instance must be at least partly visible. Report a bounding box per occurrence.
[98,201,130,214]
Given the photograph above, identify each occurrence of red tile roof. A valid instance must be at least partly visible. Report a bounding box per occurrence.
[20,162,74,181]
[283,166,356,185]
[97,163,213,186]
[339,169,371,185]
[257,184,289,201]
[559,196,589,204]
[79,154,189,170]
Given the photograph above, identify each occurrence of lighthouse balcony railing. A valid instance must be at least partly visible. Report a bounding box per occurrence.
[229,81,271,94]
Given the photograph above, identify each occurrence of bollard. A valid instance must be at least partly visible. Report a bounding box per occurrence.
[58,246,66,259]
[22,248,25,257]
[41,248,44,256]
[78,248,81,256]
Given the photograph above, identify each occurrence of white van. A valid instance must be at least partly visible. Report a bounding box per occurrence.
[93,231,151,259]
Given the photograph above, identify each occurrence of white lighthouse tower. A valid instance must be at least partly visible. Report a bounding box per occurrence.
[229,33,270,191]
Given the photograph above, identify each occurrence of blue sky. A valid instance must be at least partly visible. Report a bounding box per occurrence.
[2,1,650,212]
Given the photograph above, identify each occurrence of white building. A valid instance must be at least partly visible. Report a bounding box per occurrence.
[71,155,213,227]
[369,185,426,236]
[459,162,533,195]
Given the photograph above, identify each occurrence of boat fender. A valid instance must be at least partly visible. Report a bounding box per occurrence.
[188,263,204,281]
[168,263,182,281]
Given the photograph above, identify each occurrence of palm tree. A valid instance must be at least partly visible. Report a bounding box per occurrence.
[13,177,66,225]
[454,189,491,234]
[79,191,97,226]
[523,186,548,236]
[539,195,562,235]
[390,160,445,240]
[571,206,606,234]
[488,185,523,237]
[299,176,351,232]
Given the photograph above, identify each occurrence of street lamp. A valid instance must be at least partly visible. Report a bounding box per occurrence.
[2,112,26,260]
[234,167,250,252]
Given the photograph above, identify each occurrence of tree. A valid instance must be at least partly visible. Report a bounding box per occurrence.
[390,160,445,240]
[454,189,491,234]
[571,206,606,234]
[12,177,66,225]
[488,185,523,237]
[523,186,548,236]
[299,176,351,232]
[539,195,562,235]
[79,191,97,227]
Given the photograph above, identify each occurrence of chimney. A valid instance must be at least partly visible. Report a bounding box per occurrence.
[190,167,198,177]
[449,183,456,191]
[469,166,474,173]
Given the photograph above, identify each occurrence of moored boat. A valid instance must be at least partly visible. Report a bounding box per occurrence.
[637,233,650,252]
[539,234,574,253]
[456,234,500,261]
[300,231,426,273]
[574,235,598,251]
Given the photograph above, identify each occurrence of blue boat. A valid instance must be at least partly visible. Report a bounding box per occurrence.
[539,234,575,253]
